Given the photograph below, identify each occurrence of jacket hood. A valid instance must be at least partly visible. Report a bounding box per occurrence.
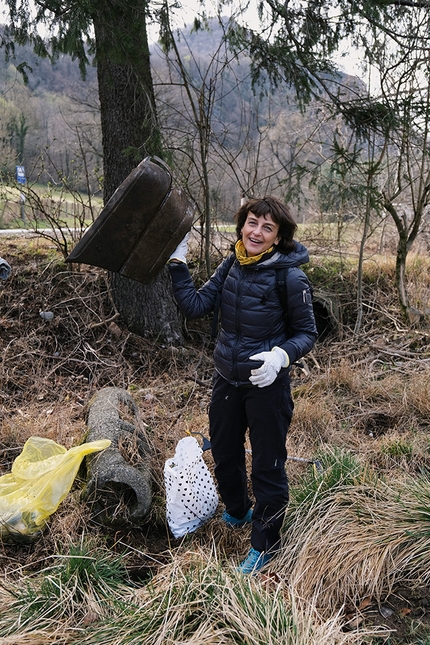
[257,240,309,269]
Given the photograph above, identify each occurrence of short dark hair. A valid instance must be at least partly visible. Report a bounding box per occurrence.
[235,196,297,253]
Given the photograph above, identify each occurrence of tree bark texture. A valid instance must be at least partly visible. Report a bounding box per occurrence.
[92,0,161,201]
[91,0,183,342]
[110,267,183,345]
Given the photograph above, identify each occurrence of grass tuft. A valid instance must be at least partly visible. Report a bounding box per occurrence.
[0,538,131,637]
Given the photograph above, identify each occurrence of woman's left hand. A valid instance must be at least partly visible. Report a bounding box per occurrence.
[249,347,289,387]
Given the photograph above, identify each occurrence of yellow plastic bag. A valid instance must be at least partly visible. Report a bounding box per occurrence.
[0,436,111,542]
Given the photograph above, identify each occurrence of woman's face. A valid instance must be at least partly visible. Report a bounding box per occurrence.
[241,211,280,256]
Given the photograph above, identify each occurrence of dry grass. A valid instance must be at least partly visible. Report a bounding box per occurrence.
[77,545,383,645]
[273,471,430,619]
[281,423,430,624]
[1,235,430,642]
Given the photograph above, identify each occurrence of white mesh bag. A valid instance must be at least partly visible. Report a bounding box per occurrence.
[164,436,218,538]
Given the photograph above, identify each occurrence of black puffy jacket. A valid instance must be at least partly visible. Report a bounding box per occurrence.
[169,242,318,386]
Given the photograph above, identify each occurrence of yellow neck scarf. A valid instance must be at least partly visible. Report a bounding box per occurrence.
[235,240,275,265]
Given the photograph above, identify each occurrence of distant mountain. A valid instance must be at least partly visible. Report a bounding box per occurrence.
[0,20,366,215]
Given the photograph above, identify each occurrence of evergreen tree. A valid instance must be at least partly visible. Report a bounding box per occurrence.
[2,0,183,342]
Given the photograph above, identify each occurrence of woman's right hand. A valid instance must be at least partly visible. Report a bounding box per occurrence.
[168,232,190,264]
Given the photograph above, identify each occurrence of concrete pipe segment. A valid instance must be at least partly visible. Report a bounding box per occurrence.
[83,387,152,527]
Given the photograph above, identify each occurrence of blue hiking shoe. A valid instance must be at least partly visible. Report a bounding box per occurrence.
[221,508,253,527]
[237,548,272,575]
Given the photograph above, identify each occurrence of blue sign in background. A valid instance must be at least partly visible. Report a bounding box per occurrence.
[16,166,26,184]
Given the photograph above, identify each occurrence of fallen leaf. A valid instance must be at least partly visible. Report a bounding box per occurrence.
[358,597,373,611]
[260,572,282,585]
[108,322,122,337]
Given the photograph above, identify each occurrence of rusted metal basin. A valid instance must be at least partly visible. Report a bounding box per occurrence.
[66,156,194,284]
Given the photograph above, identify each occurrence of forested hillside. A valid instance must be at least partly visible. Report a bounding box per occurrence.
[0,19,364,220]
[0,27,101,194]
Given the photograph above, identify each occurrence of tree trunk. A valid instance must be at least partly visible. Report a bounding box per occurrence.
[110,269,183,345]
[395,232,409,319]
[92,0,183,343]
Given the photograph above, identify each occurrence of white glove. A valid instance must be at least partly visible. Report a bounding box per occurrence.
[168,232,190,264]
[249,346,290,388]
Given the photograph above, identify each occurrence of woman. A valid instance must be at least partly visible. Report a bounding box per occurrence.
[168,196,317,574]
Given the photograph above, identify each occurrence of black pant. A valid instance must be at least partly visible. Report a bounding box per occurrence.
[209,372,293,553]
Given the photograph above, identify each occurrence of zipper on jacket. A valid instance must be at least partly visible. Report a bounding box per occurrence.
[231,264,246,383]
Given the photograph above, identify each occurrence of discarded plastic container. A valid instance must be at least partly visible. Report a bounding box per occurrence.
[39,311,54,321]
[66,156,195,284]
